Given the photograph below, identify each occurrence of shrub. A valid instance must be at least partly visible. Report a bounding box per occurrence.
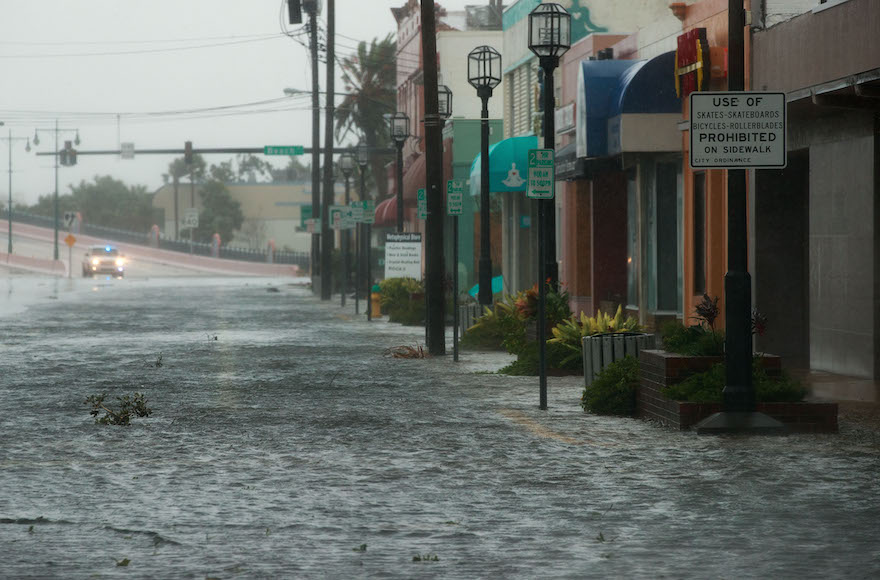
[460,294,524,351]
[498,341,577,376]
[581,356,639,416]
[85,392,152,425]
[379,277,425,326]
[662,358,807,403]
[661,321,725,356]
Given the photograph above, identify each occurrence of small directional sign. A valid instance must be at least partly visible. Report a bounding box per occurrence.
[362,199,375,225]
[120,142,135,159]
[446,180,464,216]
[64,234,76,247]
[417,188,427,219]
[350,201,364,223]
[527,149,555,199]
[63,211,77,228]
[263,145,304,156]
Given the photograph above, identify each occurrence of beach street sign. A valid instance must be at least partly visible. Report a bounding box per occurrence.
[447,180,464,216]
[263,145,304,156]
[527,149,555,199]
[689,92,786,169]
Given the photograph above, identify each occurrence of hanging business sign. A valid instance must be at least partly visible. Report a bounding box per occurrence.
[690,92,786,169]
[384,232,422,280]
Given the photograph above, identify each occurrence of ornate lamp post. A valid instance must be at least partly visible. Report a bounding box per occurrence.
[528,3,570,410]
[339,152,355,308]
[33,121,81,261]
[468,45,501,306]
[390,112,409,232]
[356,141,371,320]
[2,124,31,255]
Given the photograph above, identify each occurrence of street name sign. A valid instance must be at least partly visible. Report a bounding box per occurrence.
[527,149,555,199]
[384,232,422,280]
[263,145,304,156]
[447,180,464,216]
[689,92,786,169]
[417,188,427,220]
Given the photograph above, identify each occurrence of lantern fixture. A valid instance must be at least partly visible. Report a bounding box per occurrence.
[467,45,502,98]
[390,112,410,144]
[528,3,571,61]
[438,84,453,120]
[356,141,369,167]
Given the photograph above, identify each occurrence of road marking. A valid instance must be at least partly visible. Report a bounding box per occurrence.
[499,408,615,447]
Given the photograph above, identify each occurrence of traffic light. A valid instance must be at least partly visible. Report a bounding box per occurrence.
[59,140,77,166]
[287,0,302,24]
[184,141,193,164]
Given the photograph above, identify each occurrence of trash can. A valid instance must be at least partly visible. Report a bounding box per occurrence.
[371,284,382,318]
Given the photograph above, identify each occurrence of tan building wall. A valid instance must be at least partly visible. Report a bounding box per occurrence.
[152,181,345,252]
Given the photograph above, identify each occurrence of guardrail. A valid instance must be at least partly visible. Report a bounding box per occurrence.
[1,209,310,269]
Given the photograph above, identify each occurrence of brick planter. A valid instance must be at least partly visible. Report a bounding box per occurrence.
[638,350,838,433]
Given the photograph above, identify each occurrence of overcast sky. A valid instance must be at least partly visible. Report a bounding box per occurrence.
[0,0,476,206]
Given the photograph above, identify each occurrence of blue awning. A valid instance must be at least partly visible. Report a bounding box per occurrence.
[469,134,538,197]
[576,51,681,158]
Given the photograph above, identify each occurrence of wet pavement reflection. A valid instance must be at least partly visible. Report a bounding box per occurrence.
[0,277,878,578]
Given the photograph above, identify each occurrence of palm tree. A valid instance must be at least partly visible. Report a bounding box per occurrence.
[335,34,396,199]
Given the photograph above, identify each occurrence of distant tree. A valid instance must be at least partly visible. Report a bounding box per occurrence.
[163,154,206,185]
[335,34,396,199]
[24,175,158,232]
[270,157,310,182]
[194,180,244,245]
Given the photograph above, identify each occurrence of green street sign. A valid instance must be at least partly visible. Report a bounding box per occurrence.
[362,199,375,225]
[417,188,427,219]
[527,148,555,199]
[263,145,304,156]
[446,180,464,216]
[300,204,313,228]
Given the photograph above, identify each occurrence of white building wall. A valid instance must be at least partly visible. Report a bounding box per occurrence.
[763,0,819,28]
[437,30,504,121]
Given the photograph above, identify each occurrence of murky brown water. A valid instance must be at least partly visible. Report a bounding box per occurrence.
[1,277,878,578]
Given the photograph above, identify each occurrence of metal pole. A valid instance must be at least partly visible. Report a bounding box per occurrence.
[366,222,373,321]
[173,177,179,240]
[342,174,350,308]
[7,129,12,254]
[723,0,753,412]
[320,0,336,301]
[542,63,558,289]
[453,213,459,362]
[355,221,360,314]
[538,57,558,410]
[309,3,322,292]
[478,89,493,306]
[396,143,404,232]
[357,169,366,315]
[53,119,59,261]
[421,0,446,356]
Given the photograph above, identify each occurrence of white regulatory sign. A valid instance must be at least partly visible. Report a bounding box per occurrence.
[182,208,199,229]
[689,92,786,169]
[120,142,135,159]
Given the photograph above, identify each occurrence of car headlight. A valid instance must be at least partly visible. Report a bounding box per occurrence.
[115,258,125,267]
[92,258,100,265]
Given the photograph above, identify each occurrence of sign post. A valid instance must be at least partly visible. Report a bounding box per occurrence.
[182,208,199,255]
[527,148,555,409]
[447,180,464,362]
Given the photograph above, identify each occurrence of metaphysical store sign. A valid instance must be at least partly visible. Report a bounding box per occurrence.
[384,232,422,280]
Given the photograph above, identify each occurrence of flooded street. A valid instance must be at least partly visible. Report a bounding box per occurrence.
[1,276,878,578]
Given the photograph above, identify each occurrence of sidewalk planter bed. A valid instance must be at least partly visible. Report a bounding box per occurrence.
[637,349,838,433]
[459,303,484,336]
[583,333,655,387]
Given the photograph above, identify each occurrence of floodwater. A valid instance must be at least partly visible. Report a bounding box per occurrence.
[1,275,878,578]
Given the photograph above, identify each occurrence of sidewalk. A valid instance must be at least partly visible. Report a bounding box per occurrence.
[795,369,880,433]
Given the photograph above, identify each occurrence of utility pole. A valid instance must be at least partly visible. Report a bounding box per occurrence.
[2,127,30,255]
[420,0,445,355]
[320,0,336,301]
[306,0,322,293]
[32,120,80,261]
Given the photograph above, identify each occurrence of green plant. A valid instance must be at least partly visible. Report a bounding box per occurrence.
[662,358,807,403]
[498,341,578,375]
[413,554,439,562]
[549,305,642,367]
[460,293,525,352]
[379,277,425,325]
[84,392,152,425]
[514,281,572,326]
[580,356,640,416]
[661,321,725,356]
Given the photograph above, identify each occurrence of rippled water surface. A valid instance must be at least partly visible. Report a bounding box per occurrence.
[1,276,878,578]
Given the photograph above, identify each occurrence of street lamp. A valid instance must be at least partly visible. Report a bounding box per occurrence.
[528,2,570,411]
[468,45,502,306]
[33,121,81,261]
[339,152,355,308]
[356,141,372,320]
[438,84,453,120]
[390,112,409,232]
